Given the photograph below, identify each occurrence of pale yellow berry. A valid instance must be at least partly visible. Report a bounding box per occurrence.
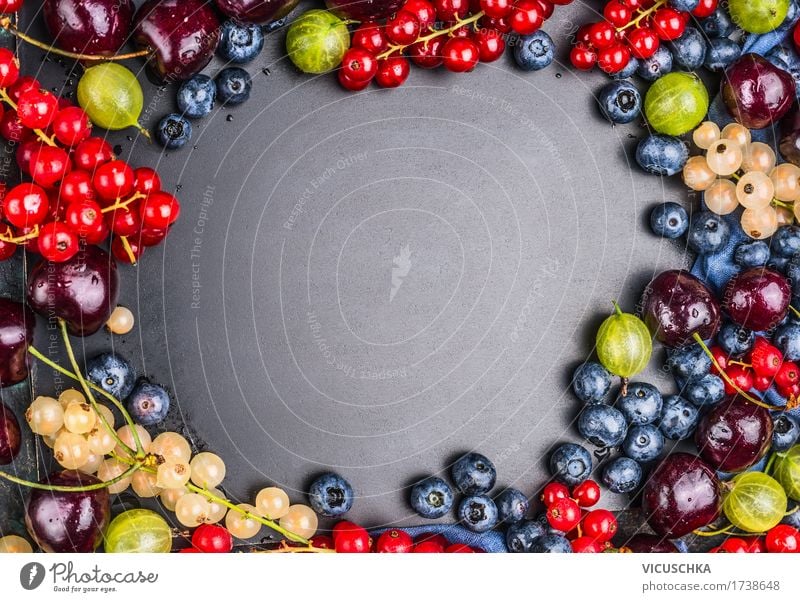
[26,396,64,436]
[114,424,151,458]
[704,179,739,215]
[721,123,751,148]
[256,487,290,520]
[741,142,776,173]
[53,431,91,470]
[106,306,135,335]
[682,156,717,191]
[0,535,33,553]
[741,207,779,240]
[63,402,97,434]
[225,504,262,539]
[205,487,228,524]
[772,163,800,202]
[279,504,318,540]
[131,469,162,498]
[692,121,720,150]
[160,487,188,512]
[97,459,132,494]
[58,388,86,408]
[189,452,226,488]
[706,139,743,176]
[175,493,211,527]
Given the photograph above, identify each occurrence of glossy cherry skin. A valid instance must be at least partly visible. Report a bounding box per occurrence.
[722,54,795,130]
[641,270,721,348]
[0,402,21,464]
[694,396,772,472]
[642,453,721,538]
[0,298,35,388]
[133,0,220,81]
[27,245,119,337]
[25,470,110,553]
[722,268,790,332]
[618,534,679,553]
[43,0,134,57]
[326,0,404,20]
[215,0,299,23]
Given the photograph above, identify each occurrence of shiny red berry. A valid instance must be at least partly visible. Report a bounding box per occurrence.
[626,27,659,59]
[652,7,685,41]
[766,525,799,553]
[720,537,750,553]
[0,239,17,261]
[0,48,19,88]
[413,540,445,552]
[775,361,800,389]
[582,509,617,543]
[375,56,411,87]
[546,497,582,532]
[52,107,91,146]
[691,0,717,18]
[375,529,413,553]
[0,0,24,13]
[136,224,168,247]
[572,480,601,507]
[445,543,475,553]
[65,199,103,237]
[409,38,444,68]
[133,167,162,196]
[535,0,553,19]
[0,109,29,142]
[750,337,783,377]
[571,536,603,553]
[414,532,449,549]
[352,23,389,55]
[338,70,371,91]
[588,21,616,49]
[473,28,505,62]
[93,160,135,203]
[509,0,543,35]
[74,137,114,172]
[480,0,513,18]
[709,345,728,376]
[597,43,631,74]
[570,45,597,70]
[541,482,570,507]
[603,1,632,28]
[111,235,143,264]
[434,0,469,21]
[59,171,96,205]
[29,146,71,188]
[482,14,512,32]
[442,37,480,72]
[386,10,421,45]
[724,365,754,395]
[15,139,41,175]
[9,76,40,104]
[108,207,141,237]
[192,524,233,553]
[139,191,181,229]
[753,373,772,392]
[333,523,371,553]
[37,221,79,263]
[16,89,59,129]
[403,0,437,28]
[341,47,378,83]
[3,183,50,228]
[308,535,334,549]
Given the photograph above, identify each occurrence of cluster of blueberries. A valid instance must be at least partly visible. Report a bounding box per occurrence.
[156,20,282,149]
[85,352,171,426]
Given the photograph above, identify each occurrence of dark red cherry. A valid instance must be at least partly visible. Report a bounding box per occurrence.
[43,0,135,57]
[722,54,795,130]
[325,0,405,20]
[0,298,35,388]
[214,0,299,24]
[0,402,21,464]
[617,534,679,553]
[722,267,790,332]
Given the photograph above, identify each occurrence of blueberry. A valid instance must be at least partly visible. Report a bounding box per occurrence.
[717,322,755,358]
[218,21,264,64]
[786,256,800,291]
[700,8,735,38]
[572,362,612,405]
[668,27,707,71]
[549,443,592,486]
[612,56,640,80]
[215,67,252,105]
[156,113,192,149]
[495,488,529,524]
[767,45,797,71]
[636,135,688,177]
[451,452,496,495]
[772,225,800,258]
[684,374,725,407]
[734,240,770,268]
[617,382,662,425]
[578,405,628,448]
[704,38,742,72]
[775,322,800,361]
[601,456,642,494]
[622,424,665,463]
[783,503,800,529]
[506,520,546,552]
[667,344,712,381]
[668,0,699,10]
[513,30,554,71]
[659,395,700,440]
[597,80,642,124]
[773,414,800,452]
[126,381,170,426]
[308,472,354,517]
[687,211,730,255]
[650,202,689,239]
[458,494,498,533]
[176,74,216,119]
[769,257,790,275]
[409,476,454,519]
[530,533,572,553]
[636,46,673,81]
[85,352,136,400]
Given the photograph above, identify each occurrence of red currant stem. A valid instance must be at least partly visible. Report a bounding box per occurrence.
[376,11,485,60]
[728,360,752,368]
[691,524,736,537]
[0,461,141,492]
[0,17,152,62]
[100,192,146,214]
[259,543,334,553]
[0,87,58,147]
[617,0,668,32]
[59,319,146,457]
[691,332,781,411]
[119,235,137,265]
[0,224,39,244]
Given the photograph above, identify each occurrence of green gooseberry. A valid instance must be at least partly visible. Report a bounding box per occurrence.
[644,72,709,136]
[104,509,172,553]
[773,445,800,501]
[77,63,147,136]
[286,9,350,74]
[723,471,787,533]
[728,0,790,34]
[596,302,652,379]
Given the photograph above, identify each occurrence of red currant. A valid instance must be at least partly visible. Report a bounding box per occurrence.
[546,497,582,532]
[52,107,91,146]
[626,27,659,59]
[588,21,616,49]
[597,43,631,74]
[572,480,601,507]
[603,1,632,28]
[403,0,437,28]
[691,0,717,18]
[59,170,95,205]
[191,524,233,553]
[0,109,29,142]
[386,10,421,45]
[0,48,19,88]
[107,206,141,237]
[133,167,161,196]
[16,89,59,130]
[3,183,50,228]
[709,345,728,376]
[139,191,180,229]
[9,76,40,104]
[548,0,572,4]
[375,56,410,87]
[111,235,143,264]
[541,482,570,506]
[351,23,389,55]
[765,525,799,553]
[0,239,17,261]
[569,45,597,70]
[445,543,475,553]
[65,199,103,237]
[473,28,505,62]
[509,0,543,35]
[775,360,800,389]
[179,547,200,553]
[742,537,766,553]
[29,146,71,188]
[414,532,449,549]
[652,7,685,41]
[480,0,513,18]
[409,38,444,68]
[0,0,24,13]
[15,139,41,175]
[571,536,603,553]
[73,137,114,172]
[38,221,79,263]
[481,14,512,32]
[308,535,334,549]
[719,537,750,553]
[753,373,772,392]
[442,37,480,72]
[536,0,554,20]
[413,540,445,553]
[333,523,371,553]
[750,337,783,377]
[582,509,617,543]
[724,365,754,395]
[338,70,371,91]
[136,224,168,247]
[375,529,413,553]
[93,160,135,203]
[434,0,469,21]
[341,48,378,83]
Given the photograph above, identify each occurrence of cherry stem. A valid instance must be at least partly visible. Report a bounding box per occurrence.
[377,11,485,60]
[0,462,140,492]
[59,319,145,457]
[692,332,781,411]
[618,0,668,32]
[0,87,57,147]
[0,17,151,63]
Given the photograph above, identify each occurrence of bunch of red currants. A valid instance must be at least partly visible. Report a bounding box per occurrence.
[339,0,573,90]
[569,0,718,74]
[0,48,179,266]
[709,524,800,553]
[711,336,800,400]
[304,520,485,552]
